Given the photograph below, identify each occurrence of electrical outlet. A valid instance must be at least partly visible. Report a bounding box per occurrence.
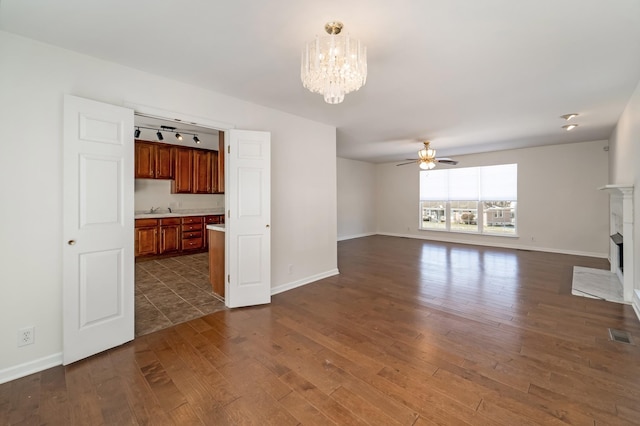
[18,326,35,347]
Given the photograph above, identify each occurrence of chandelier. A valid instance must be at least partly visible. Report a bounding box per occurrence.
[418,141,437,170]
[301,22,367,104]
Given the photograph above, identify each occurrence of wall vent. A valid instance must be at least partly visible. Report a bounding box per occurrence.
[608,328,632,344]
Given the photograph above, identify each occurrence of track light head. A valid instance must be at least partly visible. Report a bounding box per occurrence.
[134,127,141,138]
[193,135,200,144]
[156,131,164,141]
[175,133,183,141]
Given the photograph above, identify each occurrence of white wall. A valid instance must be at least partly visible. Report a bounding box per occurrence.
[337,157,376,240]
[0,31,337,377]
[376,140,610,257]
[608,78,640,300]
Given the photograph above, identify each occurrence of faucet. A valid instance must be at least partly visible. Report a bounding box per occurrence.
[149,206,159,214]
[168,207,172,213]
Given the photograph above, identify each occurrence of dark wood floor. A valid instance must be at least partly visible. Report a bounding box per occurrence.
[2,236,640,425]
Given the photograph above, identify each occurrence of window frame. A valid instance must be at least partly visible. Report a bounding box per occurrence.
[419,164,518,237]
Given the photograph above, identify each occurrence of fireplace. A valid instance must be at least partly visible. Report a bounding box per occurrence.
[610,232,623,273]
[599,185,634,302]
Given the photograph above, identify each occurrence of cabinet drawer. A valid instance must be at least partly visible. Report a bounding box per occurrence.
[205,215,224,224]
[182,237,203,250]
[182,223,203,232]
[135,218,158,228]
[182,216,203,224]
[160,218,181,226]
[182,231,202,239]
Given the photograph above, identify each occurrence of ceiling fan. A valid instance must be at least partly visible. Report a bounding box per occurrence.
[396,141,459,170]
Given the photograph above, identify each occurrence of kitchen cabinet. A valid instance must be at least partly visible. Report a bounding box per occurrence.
[135,218,158,256]
[159,218,181,254]
[193,149,213,194]
[208,227,225,298]
[134,140,174,179]
[135,214,224,258]
[172,147,193,193]
[203,214,224,248]
[181,216,204,251]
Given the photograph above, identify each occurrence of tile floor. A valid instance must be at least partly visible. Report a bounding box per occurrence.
[135,252,226,336]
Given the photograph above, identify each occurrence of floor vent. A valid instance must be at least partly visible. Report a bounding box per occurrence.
[608,328,633,344]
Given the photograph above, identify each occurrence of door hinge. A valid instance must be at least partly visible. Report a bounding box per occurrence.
[227,274,230,283]
[227,145,230,154]
[227,209,230,218]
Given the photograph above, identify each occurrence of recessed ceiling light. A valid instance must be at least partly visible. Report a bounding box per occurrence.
[562,124,578,131]
[561,113,579,120]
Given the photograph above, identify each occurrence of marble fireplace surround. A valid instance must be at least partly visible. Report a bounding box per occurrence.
[598,184,637,318]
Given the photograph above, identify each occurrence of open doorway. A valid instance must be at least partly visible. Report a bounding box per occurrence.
[133,114,226,336]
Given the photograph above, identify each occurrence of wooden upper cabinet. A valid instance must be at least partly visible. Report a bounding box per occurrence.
[193,149,213,194]
[134,140,174,179]
[155,143,174,179]
[134,141,155,178]
[172,147,193,193]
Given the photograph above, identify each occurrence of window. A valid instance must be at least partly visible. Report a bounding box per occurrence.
[419,164,517,235]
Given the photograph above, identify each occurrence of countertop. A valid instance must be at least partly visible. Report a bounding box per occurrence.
[135,208,224,219]
[206,224,226,232]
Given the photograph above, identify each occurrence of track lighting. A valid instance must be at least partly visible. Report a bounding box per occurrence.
[135,125,203,144]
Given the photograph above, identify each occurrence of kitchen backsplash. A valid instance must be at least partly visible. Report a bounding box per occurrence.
[135,179,224,212]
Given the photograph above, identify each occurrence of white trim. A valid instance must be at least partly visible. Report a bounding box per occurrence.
[0,353,62,385]
[338,232,376,242]
[271,269,340,296]
[633,290,640,322]
[376,232,608,259]
[123,101,235,131]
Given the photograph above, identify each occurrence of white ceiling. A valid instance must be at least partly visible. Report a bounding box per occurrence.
[2,0,639,163]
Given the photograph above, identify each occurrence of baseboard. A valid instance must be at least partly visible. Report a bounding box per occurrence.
[271,269,340,296]
[633,290,640,322]
[337,232,376,242]
[375,232,608,259]
[0,352,62,385]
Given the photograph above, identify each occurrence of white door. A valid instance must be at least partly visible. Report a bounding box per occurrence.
[62,95,134,365]
[226,130,271,308]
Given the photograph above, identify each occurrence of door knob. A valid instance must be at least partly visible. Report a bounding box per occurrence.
[68,240,76,245]
[266,224,270,228]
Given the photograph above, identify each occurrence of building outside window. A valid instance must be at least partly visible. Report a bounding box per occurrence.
[419,164,517,235]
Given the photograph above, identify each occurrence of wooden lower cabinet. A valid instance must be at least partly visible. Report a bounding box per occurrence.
[135,214,225,259]
[208,229,225,298]
[135,219,158,256]
[181,216,204,251]
[159,218,181,254]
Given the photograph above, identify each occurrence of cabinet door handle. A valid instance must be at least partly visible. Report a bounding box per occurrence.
[68,240,76,245]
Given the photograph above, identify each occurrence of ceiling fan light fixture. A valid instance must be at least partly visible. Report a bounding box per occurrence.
[562,124,578,131]
[301,21,367,104]
[419,160,436,170]
[418,141,436,161]
[561,113,579,121]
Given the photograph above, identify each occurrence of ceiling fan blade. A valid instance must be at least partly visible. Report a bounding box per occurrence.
[436,158,459,165]
[396,161,417,166]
